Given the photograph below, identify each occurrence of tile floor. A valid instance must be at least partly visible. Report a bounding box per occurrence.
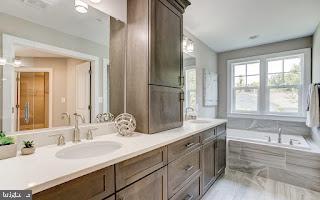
[202,169,320,200]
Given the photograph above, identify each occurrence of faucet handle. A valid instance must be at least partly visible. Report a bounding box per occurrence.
[87,127,98,140]
[49,134,65,146]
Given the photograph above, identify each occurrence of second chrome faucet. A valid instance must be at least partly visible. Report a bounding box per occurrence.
[73,113,85,143]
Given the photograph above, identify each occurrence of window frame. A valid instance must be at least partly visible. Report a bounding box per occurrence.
[227,48,311,122]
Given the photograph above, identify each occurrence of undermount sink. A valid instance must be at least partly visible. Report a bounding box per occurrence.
[188,120,212,124]
[55,141,122,159]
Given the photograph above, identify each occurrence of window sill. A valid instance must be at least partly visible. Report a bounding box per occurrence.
[227,113,306,122]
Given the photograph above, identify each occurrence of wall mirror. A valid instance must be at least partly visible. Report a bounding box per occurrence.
[0,0,126,133]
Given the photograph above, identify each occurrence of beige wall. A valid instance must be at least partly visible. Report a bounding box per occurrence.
[184,30,218,118]
[217,36,313,118]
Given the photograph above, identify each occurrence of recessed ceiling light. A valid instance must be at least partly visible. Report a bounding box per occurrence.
[75,0,88,13]
[249,35,259,40]
[89,0,101,3]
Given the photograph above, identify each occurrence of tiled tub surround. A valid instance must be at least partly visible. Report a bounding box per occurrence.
[227,117,310,136]
[228,129,310,150]
[0,118,226,193]
[227,129,320,192]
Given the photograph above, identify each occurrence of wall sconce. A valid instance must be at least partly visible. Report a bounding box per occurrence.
[0,58,7,65]
[183,36,194,53]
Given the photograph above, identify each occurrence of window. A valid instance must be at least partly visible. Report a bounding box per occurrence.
[228,49,311,121]
[232,61,260,112]
[267,56,302,114]
[185,68,196,109]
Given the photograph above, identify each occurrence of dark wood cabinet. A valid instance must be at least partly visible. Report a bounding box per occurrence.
[170,174,201,200]
[215,132,226,176]
[150,0,183,88]
[201,138,216,193]
[33,124,226,200]
[168,148,201,198]
[116,167,167,200]
[126,0,190,134]
[149,85,183,133]
[115,147,167,190]
[33,166,115,200]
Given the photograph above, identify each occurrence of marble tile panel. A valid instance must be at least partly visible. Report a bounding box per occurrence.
[269,167,320,192]
[228,158,268,178]
[228,140,241,159]
[286,149,320,178]
[240,142,286,168]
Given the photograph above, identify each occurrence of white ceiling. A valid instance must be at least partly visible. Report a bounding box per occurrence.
[0,0,110,45]
[184,0,320,52]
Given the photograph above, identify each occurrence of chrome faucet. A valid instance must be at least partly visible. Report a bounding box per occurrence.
[278,128,282,143]
[73,113,85,143]
[61,112,71,125]
[185,107,197,120]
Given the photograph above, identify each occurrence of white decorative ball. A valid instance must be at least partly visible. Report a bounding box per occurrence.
[115,113,136,136]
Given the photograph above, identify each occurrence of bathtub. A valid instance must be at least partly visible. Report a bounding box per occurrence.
[227,129,310,150]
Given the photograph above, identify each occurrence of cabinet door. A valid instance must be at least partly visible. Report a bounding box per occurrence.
[149,85,183,133]
[116,147,167,190]
[202,139,216,193]
[150,0,183,88]
[33,166,115,200]
[215,133,226,176]
[116,167,167,200]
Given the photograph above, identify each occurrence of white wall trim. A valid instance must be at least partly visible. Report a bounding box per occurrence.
[2,34,100,133]
[227,48,311,122]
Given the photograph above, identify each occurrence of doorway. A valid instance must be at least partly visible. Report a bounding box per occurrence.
[16,71,49,131]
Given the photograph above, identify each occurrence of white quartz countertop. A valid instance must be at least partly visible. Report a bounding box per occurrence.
[0,119,226,193]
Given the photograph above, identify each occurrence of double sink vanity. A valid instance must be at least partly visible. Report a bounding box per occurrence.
[1,119,226,200]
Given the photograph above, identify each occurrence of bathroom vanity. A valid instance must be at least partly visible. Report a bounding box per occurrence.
[0,120,226,200]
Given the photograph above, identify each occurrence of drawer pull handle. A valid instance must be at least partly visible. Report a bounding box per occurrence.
[184,165,194,171]
[183,194,194,200]
[185,142,194,148]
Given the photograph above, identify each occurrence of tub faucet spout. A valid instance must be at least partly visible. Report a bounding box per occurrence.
[278,128,282,143]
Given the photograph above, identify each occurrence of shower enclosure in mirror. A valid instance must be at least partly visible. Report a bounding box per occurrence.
[0,0,126,133]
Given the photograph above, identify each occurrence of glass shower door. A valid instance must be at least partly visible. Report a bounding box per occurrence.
[17,72,49,131]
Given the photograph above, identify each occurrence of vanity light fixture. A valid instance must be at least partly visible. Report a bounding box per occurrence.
[183,36,194,53]
[89,0,101,3]
[75,0,88,14]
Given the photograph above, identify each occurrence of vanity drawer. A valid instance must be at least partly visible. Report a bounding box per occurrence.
[170,174,201,200]
[200,128,216,144]
[33,165,115,200]
[217,123,226,135]
[168,147,201,198]
[168,134,200,162]
[115,147,167,190]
